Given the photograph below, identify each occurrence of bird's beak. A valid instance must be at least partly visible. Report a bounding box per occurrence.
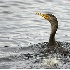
[36,12,49,20]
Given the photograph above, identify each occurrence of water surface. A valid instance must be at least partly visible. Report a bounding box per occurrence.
[0,0,70,69]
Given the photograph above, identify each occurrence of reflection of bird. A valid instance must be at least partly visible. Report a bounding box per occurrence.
[36,12,69,54]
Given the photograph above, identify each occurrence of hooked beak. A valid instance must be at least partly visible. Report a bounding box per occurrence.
[36,12,49,20]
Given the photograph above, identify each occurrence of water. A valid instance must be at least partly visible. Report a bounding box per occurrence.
[0,0,70,69]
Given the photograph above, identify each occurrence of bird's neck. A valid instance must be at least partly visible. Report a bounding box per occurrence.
[48,21,58,48]
[49,30,56,46]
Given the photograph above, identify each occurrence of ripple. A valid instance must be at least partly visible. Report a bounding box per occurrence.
[0,57,13,62]
[0,5,10,8]
[0,1,4,3]
[1,11,13,14]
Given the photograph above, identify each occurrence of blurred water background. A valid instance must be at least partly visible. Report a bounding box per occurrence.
[0,0,70,69]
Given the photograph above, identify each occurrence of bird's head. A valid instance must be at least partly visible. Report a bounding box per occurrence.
[36,12,58,24]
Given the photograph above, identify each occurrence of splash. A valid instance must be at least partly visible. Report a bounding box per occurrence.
[42,54,60,67]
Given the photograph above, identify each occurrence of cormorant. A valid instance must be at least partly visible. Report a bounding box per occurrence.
[36,12,69,54]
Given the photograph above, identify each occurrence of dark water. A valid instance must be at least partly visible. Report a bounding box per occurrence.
[0,0,70,69]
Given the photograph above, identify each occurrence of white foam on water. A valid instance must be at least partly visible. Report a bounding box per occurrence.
[42,56,60,67]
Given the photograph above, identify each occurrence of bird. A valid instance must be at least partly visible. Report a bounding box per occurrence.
[36,12,69,54]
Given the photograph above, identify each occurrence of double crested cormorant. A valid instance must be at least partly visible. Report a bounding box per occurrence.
[36,12,58,48]
[36,12,69,54]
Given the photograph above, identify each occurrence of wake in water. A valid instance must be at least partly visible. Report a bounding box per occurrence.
[0,41,70,69]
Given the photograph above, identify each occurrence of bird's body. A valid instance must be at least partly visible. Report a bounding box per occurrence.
[36,12,69,54]
[47,14,58,49]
